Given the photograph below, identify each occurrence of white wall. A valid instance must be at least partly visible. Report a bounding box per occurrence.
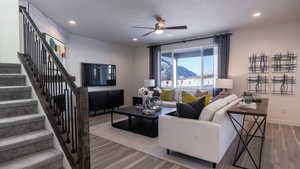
[229,20,300,126]
[66,34,135,105]
[18,1,137,105]
[0,0,20,63]
[19,0,68,43]
[132,47,149,94]
[132,21,300,126]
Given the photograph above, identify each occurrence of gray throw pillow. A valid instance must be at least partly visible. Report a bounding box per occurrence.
[176,103,199,119]
[176,97,206,119]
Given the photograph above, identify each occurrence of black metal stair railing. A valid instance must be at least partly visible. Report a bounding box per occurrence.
[19,6,90,169]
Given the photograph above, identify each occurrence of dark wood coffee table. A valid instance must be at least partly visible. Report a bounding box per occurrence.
[111,106,176,137]
[227,98,269,169]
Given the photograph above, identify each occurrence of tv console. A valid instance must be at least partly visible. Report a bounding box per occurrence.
[88,89,124,116]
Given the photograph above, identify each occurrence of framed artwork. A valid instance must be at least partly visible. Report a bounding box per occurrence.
[271,52,297,73]
[247,51,297,95]
[272,74,296,95]
[44,33,66,66]
[249,53,269,74]
[248,75,269,94]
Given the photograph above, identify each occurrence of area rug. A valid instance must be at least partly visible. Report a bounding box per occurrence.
[90,120,214,169]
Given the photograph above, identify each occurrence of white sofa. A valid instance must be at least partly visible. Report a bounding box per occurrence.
[158,95,242,168]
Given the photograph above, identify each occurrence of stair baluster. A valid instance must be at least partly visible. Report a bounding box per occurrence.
[19,6,90,169]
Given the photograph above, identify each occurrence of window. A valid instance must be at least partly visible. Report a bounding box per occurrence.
[160,52,173,88]
[160,47,218,89]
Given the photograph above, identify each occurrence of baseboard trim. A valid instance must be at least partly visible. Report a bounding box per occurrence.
[267,118,300,127]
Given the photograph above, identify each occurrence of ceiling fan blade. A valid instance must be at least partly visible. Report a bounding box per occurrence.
[164,26,187,30]
[133,26,155,30]
[142,31,155,37]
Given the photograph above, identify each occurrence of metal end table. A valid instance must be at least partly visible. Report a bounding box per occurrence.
[227,98,269,169]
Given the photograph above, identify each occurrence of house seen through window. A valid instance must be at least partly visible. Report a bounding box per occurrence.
[160,47,218,89]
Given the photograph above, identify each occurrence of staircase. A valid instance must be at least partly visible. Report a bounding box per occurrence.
[0,63,64,169]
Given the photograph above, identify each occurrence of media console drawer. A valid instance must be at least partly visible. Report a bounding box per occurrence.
[88,89,124,116]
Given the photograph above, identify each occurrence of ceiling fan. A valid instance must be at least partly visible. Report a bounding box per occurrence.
[133,16,187,37]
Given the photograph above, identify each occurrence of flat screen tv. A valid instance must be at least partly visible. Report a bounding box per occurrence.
[81,63,116,87]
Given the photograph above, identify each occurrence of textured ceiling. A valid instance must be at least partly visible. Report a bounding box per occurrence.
[28,0,300,45]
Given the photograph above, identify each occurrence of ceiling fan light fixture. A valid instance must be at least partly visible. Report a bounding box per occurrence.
[253,12,261,17]
[135,16,186,37]
[155,29,164,34]
[68,20,76,25]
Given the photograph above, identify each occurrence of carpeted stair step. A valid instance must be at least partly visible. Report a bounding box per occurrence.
[0,86,31,101]
[0,130,53,163]
[0,99,38,118]
[0,74,26,86]
[0,63,21,74]
[0,149,63,169]
[0,114,44,138]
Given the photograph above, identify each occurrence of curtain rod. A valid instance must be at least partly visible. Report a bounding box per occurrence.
[148,32,232,47]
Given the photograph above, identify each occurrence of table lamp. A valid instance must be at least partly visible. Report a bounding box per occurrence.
[216,79,233,95]
[144,79,155,88]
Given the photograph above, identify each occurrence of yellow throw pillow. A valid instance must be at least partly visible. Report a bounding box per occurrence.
[204,94,213,106]
[182,91,198,104]
[160,90,175,101]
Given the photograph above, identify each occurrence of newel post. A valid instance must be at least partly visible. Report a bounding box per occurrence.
[76,87,90,169]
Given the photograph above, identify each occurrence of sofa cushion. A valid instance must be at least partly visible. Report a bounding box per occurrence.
[199,98,228,121]
[161,89,175,101]
[182,91,198,104]
[212,98,242,124]
[222,94,238,104]
[176,103,199,119]
[204,94,213,106]
[161,101,177,108]
[195,90,208,97]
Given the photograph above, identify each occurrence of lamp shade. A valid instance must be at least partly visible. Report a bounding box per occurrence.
[144,79,155,87]
[216,79,233,89]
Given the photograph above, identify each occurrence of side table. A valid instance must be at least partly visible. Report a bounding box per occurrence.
[227,98,269,169]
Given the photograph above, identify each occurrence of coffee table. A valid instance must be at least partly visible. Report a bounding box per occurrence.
[111,106,176,137]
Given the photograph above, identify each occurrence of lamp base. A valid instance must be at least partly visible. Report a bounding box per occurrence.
[220,89,231,96]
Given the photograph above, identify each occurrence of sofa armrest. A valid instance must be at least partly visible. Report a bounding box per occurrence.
[159,115,221,163]
[219,114,242,161]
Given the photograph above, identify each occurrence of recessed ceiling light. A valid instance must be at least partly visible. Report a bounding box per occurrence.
[155,29,164,34]
[253,12,261,17]
[69,20,76,25]
[132,38,138,41]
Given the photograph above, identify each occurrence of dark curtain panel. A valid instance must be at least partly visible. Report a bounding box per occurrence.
[214,34,231,78]
[149,45,161,86]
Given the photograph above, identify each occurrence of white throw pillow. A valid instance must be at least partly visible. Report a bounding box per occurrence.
[199,98,228,121]
[212,98,242,124]
[223,94,238,104]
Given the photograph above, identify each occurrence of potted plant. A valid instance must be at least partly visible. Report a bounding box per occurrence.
[242,91,254,104]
